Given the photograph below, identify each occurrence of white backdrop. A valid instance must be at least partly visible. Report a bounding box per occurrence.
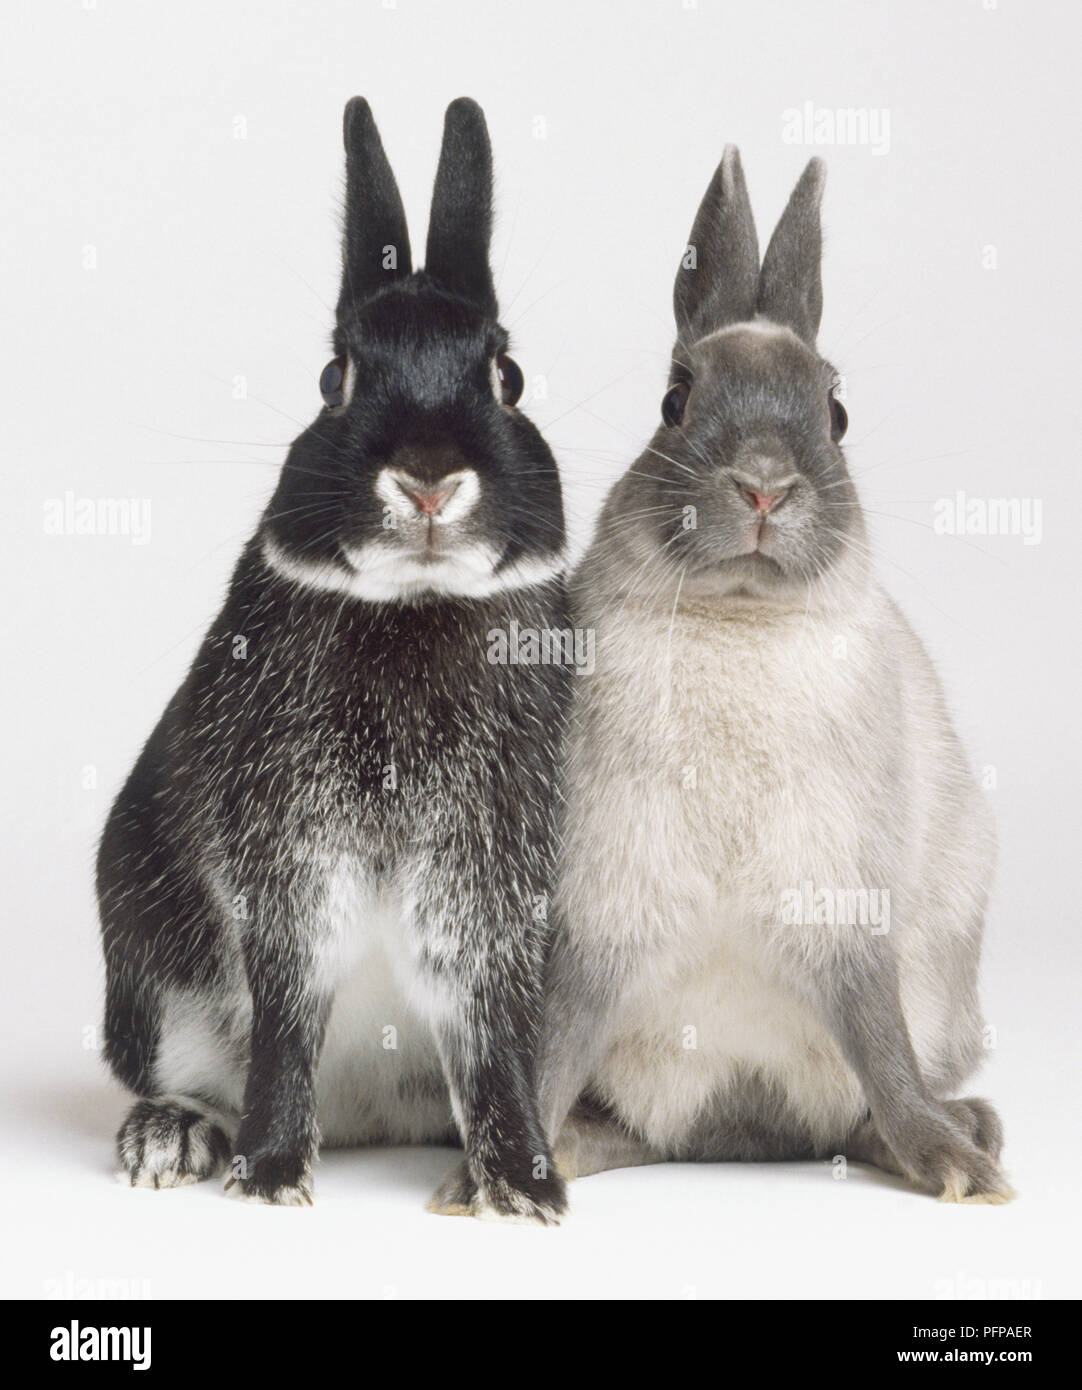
[2,0,1078,1299]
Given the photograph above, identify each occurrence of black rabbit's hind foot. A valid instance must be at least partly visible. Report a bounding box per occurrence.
[117,1096,233,1190]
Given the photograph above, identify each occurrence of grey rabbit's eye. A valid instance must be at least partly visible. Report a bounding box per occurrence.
[319,355,346,409]
[496,353,524,407]
[829,391,848,442]
[662,381,689,427]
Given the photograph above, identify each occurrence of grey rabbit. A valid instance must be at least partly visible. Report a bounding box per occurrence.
[534,147,1012,1203]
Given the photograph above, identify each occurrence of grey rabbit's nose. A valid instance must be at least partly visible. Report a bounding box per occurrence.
[730,466,799,517]
[741,485,788,516]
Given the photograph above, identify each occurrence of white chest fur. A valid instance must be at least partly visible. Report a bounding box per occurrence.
[312,862,452,1146]
[562,591,898,1147]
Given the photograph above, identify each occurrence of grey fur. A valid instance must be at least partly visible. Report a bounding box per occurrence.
[537,150,1013,1205]
[757,156,826,344]
[673,145,760,346]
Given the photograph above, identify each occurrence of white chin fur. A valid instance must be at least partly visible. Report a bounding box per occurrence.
[262,533,563,602]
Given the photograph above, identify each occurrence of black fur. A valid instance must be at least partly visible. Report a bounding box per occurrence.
[98,98,570,1219]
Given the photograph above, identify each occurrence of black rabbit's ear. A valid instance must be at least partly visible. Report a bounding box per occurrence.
[756,157,826,345]
[337,98,412,320]
[673,145,760,344]
[424,98,497,317]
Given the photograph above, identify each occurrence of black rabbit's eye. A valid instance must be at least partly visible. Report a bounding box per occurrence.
[662,381,689,427]
[496,353,524,407]
[319,355,346,409]
[829,391,848,442]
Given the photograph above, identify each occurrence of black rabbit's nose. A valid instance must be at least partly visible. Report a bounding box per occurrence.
[395,474,460,517]
[377,466,480,527]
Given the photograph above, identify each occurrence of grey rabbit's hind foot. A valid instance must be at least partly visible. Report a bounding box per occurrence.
[552,1105,663,1180]
[116,1095,234,1191]
[848,1098,1014,1204]
[426,1159,477,1217]
[941,1095,1005,1162]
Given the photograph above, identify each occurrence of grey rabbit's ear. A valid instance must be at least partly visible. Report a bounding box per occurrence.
[424,98,497,317]
[337,98,412,319]
[673,145,759,344]
[756,157,826,345]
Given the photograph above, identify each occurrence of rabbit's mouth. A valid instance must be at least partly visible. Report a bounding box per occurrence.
[678,548,791,602]
[343,533,493,581]
[336,536,561,602]
[262,525,564,604]
[718,550,785,579]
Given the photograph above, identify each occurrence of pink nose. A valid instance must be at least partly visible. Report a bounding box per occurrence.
[743,488,785,515]
[409,490,445,516]
[403,486,453,517]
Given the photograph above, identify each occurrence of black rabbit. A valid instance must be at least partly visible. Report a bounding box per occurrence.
[98,98,571,1222]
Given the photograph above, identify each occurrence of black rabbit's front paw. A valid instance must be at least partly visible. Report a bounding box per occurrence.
[475,1169,567,1225]
[224,1149,314,1206]
[428,1156,570,1223]
[429,1158,566,1225]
